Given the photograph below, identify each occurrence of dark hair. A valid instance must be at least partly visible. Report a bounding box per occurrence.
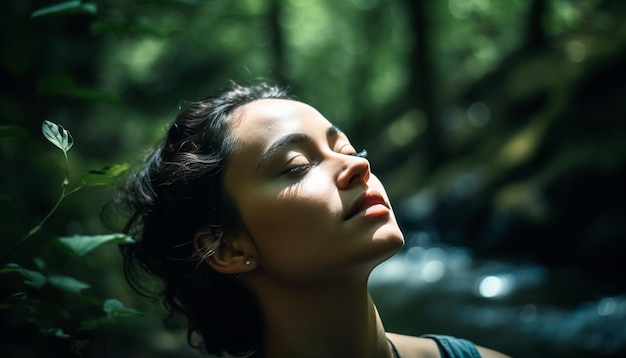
[119,83,291,356]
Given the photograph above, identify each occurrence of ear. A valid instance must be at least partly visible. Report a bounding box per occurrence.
[193,228,257,275]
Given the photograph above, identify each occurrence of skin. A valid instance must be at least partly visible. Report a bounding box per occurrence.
[198,99,510,358]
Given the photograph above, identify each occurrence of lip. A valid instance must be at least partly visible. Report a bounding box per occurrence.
[344,190,390,220]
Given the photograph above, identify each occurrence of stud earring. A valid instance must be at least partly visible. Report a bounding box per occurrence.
[245,259,251,266]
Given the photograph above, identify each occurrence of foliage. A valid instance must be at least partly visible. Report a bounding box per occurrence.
[31,1,97,19]
[0,120,138,356]
[1,0,624,357]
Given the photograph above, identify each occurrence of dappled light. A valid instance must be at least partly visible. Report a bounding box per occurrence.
[387,110,427,147]
[2,0,625,356]
[497,121,544,168]
[476,275,513,298]
[370,239,626,357]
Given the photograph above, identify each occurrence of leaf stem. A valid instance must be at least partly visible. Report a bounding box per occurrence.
[63,150,70,186]
[0,182,84,265]
[0,125,82,264]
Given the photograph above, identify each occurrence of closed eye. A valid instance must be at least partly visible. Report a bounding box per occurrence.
[284,164,313,176]
[337,142,367,158]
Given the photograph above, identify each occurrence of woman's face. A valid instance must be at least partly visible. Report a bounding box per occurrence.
[225,99,404,284]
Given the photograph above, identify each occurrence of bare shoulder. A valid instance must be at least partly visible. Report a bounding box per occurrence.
[386,332,511,358]
[475,345,511,358]
[386,333,440,358]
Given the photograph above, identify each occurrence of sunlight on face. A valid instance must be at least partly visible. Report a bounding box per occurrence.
[224,99,404,284]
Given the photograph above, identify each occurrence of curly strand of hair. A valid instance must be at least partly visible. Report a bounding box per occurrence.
[116,82,291,356]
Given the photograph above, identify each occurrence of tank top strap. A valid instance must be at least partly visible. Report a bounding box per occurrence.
[421,334,482,358]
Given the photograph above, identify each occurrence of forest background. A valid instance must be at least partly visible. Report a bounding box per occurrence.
[1,0,625,357]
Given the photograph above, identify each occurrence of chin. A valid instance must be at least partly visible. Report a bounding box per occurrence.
[372,225,405,260]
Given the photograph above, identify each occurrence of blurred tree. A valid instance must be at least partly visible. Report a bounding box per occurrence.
[2,0,625,356]
[399,0,626,286]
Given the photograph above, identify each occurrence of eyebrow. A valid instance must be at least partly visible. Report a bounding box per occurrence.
[256,125,342,169]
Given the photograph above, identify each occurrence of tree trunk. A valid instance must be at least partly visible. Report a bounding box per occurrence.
[267,0,288,85]
[405,0,440,173]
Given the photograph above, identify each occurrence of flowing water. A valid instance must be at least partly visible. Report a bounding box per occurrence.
[370,235,626,357]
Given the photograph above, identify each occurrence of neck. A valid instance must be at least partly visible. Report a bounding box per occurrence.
[251,277,394,358]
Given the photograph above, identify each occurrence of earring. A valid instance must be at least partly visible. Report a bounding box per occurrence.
[245,259,251,266]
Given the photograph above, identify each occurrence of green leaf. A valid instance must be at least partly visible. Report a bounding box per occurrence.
[1,292,28,310]
[42,120,74,152]
[80,299,143,330]
[130,16,165,37]
[81,163,130,186]
[42,327,70,339]
[31,1,97,18]
[58,234,135,256]
[0,263,47,289]
[79,317,116,330]
[90,16,165,37]
[48,275,90,293]
[0,126,29,140]
[0,265,88,293]
[103,299,143,318]
[34,257,46,271]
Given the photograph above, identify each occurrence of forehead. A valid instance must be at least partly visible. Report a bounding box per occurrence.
[225,98,333,187]
[229,98,331,147]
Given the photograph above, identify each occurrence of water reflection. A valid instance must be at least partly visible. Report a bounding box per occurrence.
[370,238,626,357]
[476,275,512,298]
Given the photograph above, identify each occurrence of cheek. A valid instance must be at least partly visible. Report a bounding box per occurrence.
[240,179,341,242]
[249,194,333,236]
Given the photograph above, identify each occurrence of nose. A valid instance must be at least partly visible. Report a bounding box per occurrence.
[336,154,370,189]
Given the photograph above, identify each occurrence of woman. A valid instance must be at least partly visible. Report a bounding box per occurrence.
[120,83,509,358]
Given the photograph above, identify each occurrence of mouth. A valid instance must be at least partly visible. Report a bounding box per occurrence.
[344,191,390,220]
